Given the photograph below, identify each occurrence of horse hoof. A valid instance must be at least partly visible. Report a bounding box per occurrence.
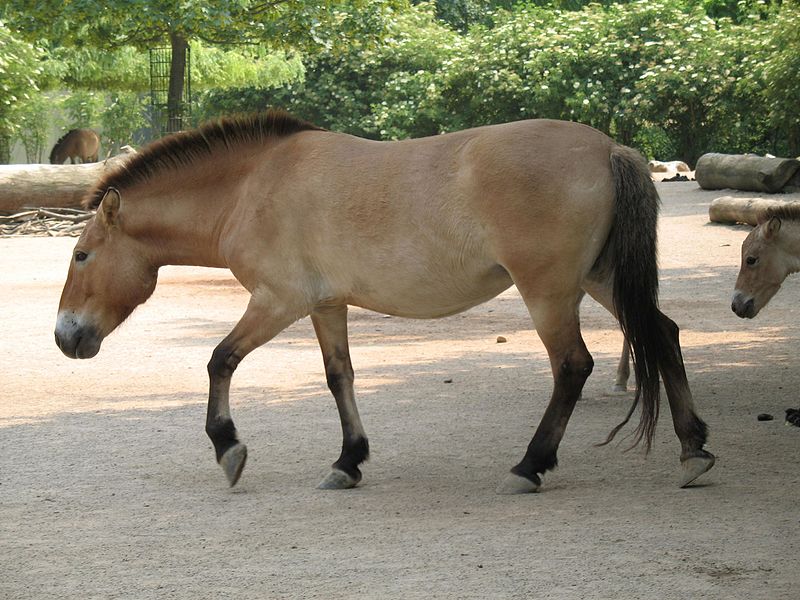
[496,472,540,495]
[220,443,247,487]
[317,468,358,490]
[679,451,715,488]
[601,384,628,397]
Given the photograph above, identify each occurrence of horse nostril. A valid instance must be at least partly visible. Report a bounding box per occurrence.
[731,302,736,313]
[54,331,62,349]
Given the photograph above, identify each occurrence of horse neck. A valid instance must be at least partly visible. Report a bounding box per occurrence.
[123,183,232,269]
[778,220,800,275]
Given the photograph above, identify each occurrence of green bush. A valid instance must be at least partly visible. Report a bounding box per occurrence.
[755,1,800,155]
[101,92,149,156]
[61,90,104,130]
[16,92,50,162]
[0,21,47,162]
[175,1,800,162]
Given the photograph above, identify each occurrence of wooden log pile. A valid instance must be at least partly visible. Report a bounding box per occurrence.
[0,206,93,237]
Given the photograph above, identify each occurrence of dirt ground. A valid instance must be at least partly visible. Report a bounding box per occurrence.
[1,181,798,599]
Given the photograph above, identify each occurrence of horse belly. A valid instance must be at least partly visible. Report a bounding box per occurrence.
[347,259,514,319]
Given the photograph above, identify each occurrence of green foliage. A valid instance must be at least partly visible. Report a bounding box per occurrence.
[199,3,460,137]
[428,0,514,31]
[5,0,407,53]
[61,91,105,130]
[756,0,800,154]
[244,0,795,162]
[0,21,46,161]
[698,0,773,22]
[100,92,149,156]
[3,1,396,144]
[2,0,799,164]
[52,46,150,93]
[16,92,51,162]
[192,43,304,92]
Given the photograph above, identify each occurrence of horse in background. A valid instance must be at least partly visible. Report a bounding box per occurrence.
[732,205,800,318]
[49,129,100,164]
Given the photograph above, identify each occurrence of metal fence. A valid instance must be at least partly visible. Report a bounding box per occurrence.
[149,46,192,136]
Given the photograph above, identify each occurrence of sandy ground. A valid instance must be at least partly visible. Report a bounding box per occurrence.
[1,181,799,599]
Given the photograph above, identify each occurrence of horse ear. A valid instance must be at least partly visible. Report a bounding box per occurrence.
[764,216,782,240]
[99,187,121,228]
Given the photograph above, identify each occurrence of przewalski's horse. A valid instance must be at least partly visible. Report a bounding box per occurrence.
[49,128,100,164]
[54,111,714,493]
[732,205,800,318]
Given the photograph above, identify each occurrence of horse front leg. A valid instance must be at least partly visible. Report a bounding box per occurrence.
[206,295,301,487]
[311,304,369,489]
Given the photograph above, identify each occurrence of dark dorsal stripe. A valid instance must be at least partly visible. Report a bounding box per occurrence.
[84,110,323,209]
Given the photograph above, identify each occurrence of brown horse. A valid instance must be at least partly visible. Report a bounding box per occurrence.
[54,111,714,493]
[49,128,100,164]
[732,206,800,318]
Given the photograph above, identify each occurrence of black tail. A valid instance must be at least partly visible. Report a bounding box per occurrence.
[601,145,664,450]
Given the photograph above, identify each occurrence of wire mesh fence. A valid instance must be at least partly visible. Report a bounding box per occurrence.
[149,46,192,137]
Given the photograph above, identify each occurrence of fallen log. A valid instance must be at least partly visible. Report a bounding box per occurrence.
[696,153,800,193]
[708,196,800,226]
[0,147,136,214]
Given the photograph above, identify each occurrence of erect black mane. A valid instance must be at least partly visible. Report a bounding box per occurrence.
[49,129,80,163]
[766,202,800,222]
[84,110,323,209]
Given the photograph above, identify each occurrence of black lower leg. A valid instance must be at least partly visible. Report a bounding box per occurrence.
[206,417,240,462]
[332,436,370,482]
[512,354,593,483]
[657,314,710,459]
[206,344,243,462]
[321,354,368,482]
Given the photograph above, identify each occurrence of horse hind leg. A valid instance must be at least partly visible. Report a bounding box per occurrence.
[656,313,715,487]
[583,278,714,487]
[611,340,631,394]
[498,290,594,494]
[311,304,369,489]
[576,290,630,397]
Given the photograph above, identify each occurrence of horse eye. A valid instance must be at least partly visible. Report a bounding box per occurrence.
[746,256,758,266]
[75,251,88,262]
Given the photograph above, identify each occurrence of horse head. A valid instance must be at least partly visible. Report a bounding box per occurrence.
[732,216,787,318]
[55,188,158,358]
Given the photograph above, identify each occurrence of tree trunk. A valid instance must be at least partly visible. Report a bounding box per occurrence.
[0,134,11,165]
[0,150,135,213]
[167,32,189,134]
[789,124,800,158]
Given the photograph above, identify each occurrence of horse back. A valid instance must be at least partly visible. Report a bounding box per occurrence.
[223,120,619,315]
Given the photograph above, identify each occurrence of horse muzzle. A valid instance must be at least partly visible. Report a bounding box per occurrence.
[54,312,103,359]
[731,291,757,319]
